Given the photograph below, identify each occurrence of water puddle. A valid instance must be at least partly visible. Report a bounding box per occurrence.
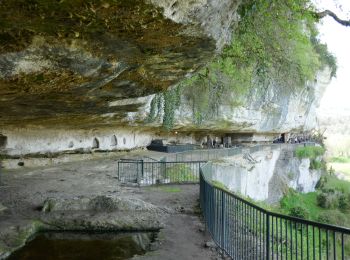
[8,232,158,260]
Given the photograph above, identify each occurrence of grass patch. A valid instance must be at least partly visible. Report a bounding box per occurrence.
[165,164,198,183]
[211,180,229,191]
[322,175,350,193]
[144,186,182,193]
[158,187,182,193]
[295,146,325,159]
[329,157,350,163]
[279,176,350,228]
[328,162,350,180]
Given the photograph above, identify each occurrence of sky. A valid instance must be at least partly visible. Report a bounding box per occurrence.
[316,0,350,115]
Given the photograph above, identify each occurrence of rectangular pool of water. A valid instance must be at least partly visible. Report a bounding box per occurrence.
[7,232,157,260]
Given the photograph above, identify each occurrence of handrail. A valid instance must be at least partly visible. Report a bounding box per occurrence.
[200,163,350,259]
[117,160,206,185]
[200,166,350,234]
[117,142,349,259]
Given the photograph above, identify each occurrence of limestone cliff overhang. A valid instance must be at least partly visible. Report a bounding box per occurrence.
[0,0,240,128]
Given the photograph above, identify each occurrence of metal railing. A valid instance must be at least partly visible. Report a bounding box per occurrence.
[116,142,350,259]
[200,163,350,260]
[117,160,205,185]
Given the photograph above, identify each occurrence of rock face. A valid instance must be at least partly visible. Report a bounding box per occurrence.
[0,0,240,128]
[0,0,331,156]
[207,145,323,203]
[1,67,331,157]
[173,67,331,133]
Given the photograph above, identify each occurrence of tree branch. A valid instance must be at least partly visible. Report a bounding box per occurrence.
[316,10,350,27]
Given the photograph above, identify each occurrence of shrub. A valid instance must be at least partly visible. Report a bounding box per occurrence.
[295,146,325,159]
[338,194,350,211]
[289,206,309,219]
[316,192,328,208]
[317,211,348,227]
[310,159,326,170]
[329,157,350,163]
[316,191,339,209]
[315,175,328,189]
[317,213,331,224]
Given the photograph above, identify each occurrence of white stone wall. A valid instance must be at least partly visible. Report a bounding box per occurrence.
[211,149,280,201]
[210,146,322,202]
[1,127,194,156]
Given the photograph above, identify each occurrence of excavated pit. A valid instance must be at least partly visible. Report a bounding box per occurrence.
[7,232,159,260]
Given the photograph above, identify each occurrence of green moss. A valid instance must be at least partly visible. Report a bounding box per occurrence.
[162,86,181,130]
[147,94,162,123]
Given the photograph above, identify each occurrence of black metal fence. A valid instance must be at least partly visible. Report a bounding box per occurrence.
[200,164,350,260]
[117,160,205,185]
[116,143,350,259]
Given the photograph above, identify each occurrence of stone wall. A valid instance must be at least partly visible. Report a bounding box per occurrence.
[208,145,323,203]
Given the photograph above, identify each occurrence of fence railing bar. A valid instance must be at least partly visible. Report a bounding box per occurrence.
[117,143,349,260]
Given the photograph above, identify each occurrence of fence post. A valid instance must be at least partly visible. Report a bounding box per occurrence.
[141,159,144,178]
[221,190,225,251]
[266,213,270,260]
[117,161,120,180]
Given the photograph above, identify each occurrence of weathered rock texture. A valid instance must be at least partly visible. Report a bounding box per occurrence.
[207,145,323,203]
[0,0,240,128]
[1,66,331,157]
[173,67,331,133]
[0,0,331,156]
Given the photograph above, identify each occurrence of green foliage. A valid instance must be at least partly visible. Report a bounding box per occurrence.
[280,174,350,228]
[295,146,325,159]
[158,187,182,193]
[316,192,328,208]
[312,37,338,77]
[316,191,339,209]
[146,86,180,130]
[322,175,350,194]
[296,146,326,170]
[338,194,350,211]
[180,68,244,125]
[147,94,162,123]
[289,205,310,219]
[166,163,198,182]
[223,0,323,91]
[310,159,326,170]
[178,0,336,124]
[329,157,350,163]
[212,180,230,192]
[317,211,348,226]
[162,86,181,130]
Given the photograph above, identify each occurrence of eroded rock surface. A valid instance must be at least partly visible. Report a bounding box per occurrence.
[207,144,323,203]
[0,0,242,128]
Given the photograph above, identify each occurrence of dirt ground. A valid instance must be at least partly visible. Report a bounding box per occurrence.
[0,151,222,260]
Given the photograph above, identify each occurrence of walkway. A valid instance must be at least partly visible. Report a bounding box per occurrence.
[0,153,221,260]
